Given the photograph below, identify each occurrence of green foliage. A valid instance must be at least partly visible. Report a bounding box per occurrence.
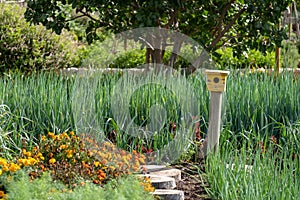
[25,0,293,65]
[281,40,300,68]
[0,3,84,74]
[4,170,153,200]
[213,48,276,69]
[206,144,300,200]
[0,71,299,158]
[108,50,146,69]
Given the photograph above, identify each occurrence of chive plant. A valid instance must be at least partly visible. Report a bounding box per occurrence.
[0,71,299,159]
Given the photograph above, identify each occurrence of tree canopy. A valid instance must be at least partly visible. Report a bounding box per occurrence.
[25,0,293,69]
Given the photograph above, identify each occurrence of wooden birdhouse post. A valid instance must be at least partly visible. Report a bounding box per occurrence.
[205,70,230,154]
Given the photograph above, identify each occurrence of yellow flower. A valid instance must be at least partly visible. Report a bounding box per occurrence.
[70,131,75,136]
[18,158,28,166]
[48,132,55,138]
[24,151,32,157]
[66,150,73,158]
[49,158,56,164]
[138,157,145,165]
[28,157,38,165]
[0,158,7,165]
[36,152,43,158]
[2,164,9,171]
[32,146,38,152]
[42,135,46,141]
[59,145,68,150]
[94,161,100,167]
[0,169,2,176]
[109,165,115,171]
[9,163,21,172]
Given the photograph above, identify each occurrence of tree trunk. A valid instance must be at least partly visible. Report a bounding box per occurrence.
[169,38,184,68]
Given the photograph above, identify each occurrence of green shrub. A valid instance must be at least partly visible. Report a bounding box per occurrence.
[0,3,85,74]
[281,40,300,68]
[83,40,194,69]
[3,170,153,200]
[213,47,276,69]
[109,49,146,69]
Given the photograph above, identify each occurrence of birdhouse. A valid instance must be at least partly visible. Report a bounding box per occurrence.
[205,70,230,92]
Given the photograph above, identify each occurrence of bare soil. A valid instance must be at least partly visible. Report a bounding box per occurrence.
[172,161,212,200]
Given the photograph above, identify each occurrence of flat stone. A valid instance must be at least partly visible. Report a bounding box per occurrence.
[149,168,181,181]
[142,165,168,172]
[137,174,176,189]
[153,189,184,200]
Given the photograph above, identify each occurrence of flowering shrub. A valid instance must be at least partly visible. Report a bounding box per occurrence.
[0,131,154,198]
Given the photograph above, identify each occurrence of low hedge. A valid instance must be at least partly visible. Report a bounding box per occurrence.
[0,3,85,74]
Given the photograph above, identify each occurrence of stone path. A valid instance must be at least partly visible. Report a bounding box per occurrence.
[140,165,185,200]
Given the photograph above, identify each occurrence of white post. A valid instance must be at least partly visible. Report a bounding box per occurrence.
[205,70,229,154]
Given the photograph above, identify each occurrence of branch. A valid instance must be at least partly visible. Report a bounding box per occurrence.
[79,10,98,22]
[66,14,86,22]
[208,6,246,52]
[181,6,246,76]
[162,10,178,29]
[132,0,139,9]
[212,0,235,37]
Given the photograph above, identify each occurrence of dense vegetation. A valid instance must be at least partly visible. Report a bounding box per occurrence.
[0,3,85,74]
[0,2,299,200]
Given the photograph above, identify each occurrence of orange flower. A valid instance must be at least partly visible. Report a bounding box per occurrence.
[101,159,108,165]
[0,190,7,198]
[97,170,106,181]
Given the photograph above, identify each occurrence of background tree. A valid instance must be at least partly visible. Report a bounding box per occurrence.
[25,0,293,71]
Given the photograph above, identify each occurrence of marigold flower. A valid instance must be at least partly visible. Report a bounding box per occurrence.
[2,164,9,171]
[101,159,108,165]
[0,158,7,165]
[9,163,21,172]
[49,158,56,164]
[0,190,6,198]
[94,161,101,167]
[109,165,115,171]
[29,157,38,165]
[36,152,43,158]
[18,158,28,166]
[66,150,73,158]
[138,157,145,165]
[97,170,106,181]
[24,151,32,157]
[48,132,55,138]
[32,146,38,152]
[59,145,68,150]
